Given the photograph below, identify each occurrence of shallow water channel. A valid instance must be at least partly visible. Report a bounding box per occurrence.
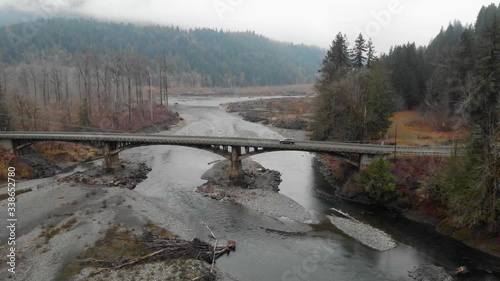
[128,93,500,281]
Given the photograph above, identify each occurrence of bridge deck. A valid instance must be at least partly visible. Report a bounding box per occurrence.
[0,132,454,156]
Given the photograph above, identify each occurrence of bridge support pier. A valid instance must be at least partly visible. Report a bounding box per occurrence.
[0,139,15,154]
[104,142,120,171]
[229,145,243,179]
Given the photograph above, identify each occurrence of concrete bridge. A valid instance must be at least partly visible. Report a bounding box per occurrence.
[0,132,454,178]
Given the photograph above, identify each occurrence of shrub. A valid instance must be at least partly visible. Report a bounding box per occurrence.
[360,158,396,201]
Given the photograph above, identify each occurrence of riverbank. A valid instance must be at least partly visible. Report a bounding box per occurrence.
[404,210,500,259]
[168,84,314,96]
[0,159,236,281]
[313,153,500,259]
[225,97,314,131]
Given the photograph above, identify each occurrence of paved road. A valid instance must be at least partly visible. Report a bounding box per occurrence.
[0,132,454,156]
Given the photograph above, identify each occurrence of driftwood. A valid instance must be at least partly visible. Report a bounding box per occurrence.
[204,223,218,273]
[331,207,359,222]
[454,266,469,275]
[80,230,236,276]
[139,231,235,263]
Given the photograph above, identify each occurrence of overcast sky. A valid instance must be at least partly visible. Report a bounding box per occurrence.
[0,0,497,53]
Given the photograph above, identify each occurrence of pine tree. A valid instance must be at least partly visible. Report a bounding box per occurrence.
[365,59,395,140]
[471,16,500,146]
[313,35,393,142]
[316,32,351,90]
[457,26,475,80]
[0,82,10,131]
[388,43,426,109]
[360,158,396,201]
[456,15,500,232]
[366,39,377,68]
[352,33,367,69]
[475,4,500,39]
[313,32,351,140]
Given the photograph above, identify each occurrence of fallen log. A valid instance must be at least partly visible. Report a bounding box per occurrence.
[215,240,237,259]
[331,207,359,222]
[454,266,469,275]
[87,248,172,277]
[81,231,236,275]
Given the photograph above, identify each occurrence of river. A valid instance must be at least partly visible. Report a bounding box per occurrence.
[124,93,500,281]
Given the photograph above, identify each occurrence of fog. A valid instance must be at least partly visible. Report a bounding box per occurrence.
[0,0,497,52]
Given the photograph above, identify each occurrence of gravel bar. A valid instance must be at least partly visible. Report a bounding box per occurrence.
[327,215,397,251]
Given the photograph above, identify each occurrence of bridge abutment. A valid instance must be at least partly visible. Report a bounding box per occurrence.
[104,142,120,171]
[359,153,388,169]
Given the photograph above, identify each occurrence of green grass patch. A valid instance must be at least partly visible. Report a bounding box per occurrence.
[56,223,178,281]
[40,218,77,242]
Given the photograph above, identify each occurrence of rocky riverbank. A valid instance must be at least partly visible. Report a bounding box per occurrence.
[197,158,314,223]
[20,153,62,178]
[57,161,151,189]
[316,152,398,252]
[314,151,500,265]
[312,155,371,203]
[408,265,454,281]
[0,159,236,281]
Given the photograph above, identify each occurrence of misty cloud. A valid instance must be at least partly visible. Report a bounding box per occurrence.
[0,0,85,12]
[0,0,496,52]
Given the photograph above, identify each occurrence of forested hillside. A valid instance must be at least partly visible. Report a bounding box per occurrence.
[314,3,500,235]
[0,18,324,87]
[314,3,500,141]
[0,17,324,134]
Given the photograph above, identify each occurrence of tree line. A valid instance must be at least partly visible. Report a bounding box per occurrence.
[312,32,394,141]
[313,3,500,233]
[0,18,325,132]
[389,5,500,233]
[0,51,171,131]
[0,18,325,87]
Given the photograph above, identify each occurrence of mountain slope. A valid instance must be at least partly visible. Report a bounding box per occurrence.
[0,18,325,86]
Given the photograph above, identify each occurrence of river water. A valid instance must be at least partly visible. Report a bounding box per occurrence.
[127,93,500,281]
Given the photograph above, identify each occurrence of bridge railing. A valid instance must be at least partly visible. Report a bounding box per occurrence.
[0,132,456,156]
